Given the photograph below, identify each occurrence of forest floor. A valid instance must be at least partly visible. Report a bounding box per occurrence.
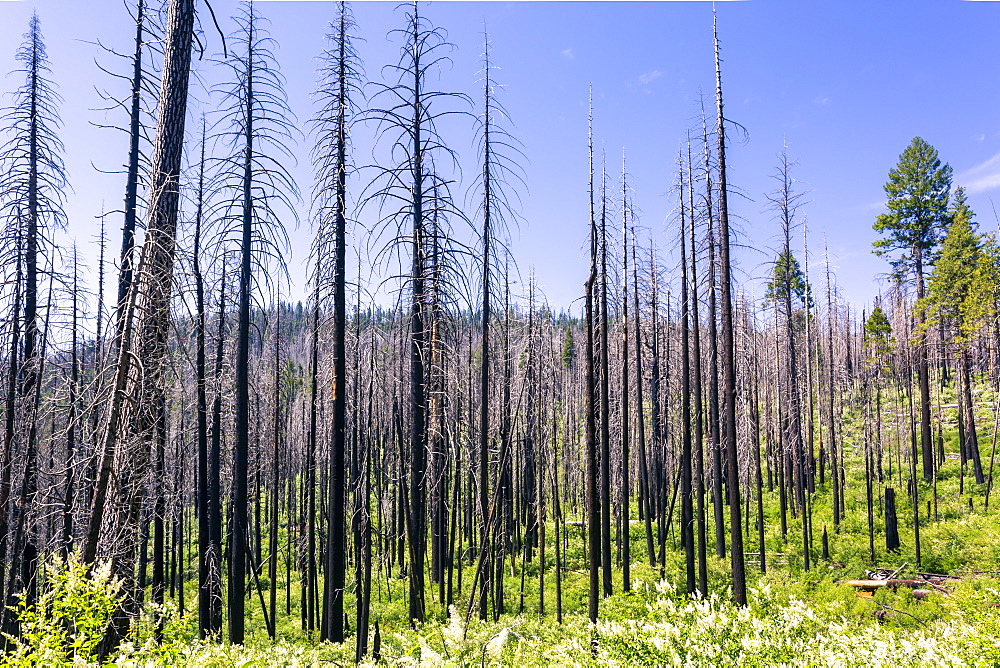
[130,551,1000,666]
[9,384,1000,666]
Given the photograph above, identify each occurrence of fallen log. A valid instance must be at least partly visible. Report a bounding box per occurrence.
[887,562,909,580]
[842,579,940,589]
[841,579,952,598]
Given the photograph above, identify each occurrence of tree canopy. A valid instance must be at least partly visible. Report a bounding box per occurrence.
[873,136,953,284]
[765,249,810,308]
[863,303,893,360]
[927,186,980,339]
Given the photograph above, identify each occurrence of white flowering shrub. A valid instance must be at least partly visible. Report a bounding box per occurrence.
[370,606,524,665]
[362,578,997,667]
[12,558,995,667]
[3,554,122,667]
[591,583,969,666]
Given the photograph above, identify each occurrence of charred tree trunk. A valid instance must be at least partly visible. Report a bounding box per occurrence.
[713,13,746,605]
[585,98,600,623]
[678,152,697,596]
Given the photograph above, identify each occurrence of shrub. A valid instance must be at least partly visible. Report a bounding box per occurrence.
[3,554,122,667]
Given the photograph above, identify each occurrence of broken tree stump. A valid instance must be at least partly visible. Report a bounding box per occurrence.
[885,488,900,552]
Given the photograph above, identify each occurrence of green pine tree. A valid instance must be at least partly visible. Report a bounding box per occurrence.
[873,137,953,281]
[561,327,576,368]
[928,187,989,484]
[765,249,811,307]
[863,304,893,361]
[873,136,952,482]
[927,186,980,340]
[961,232,1000,343]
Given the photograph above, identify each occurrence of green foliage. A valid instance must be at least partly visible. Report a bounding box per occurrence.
[321,578,999,667]
[765,248,811,308]
[927,187,981,343]
[4,555,122,667]
[962,232,1000,342]
[561,326,575,368]
[863,304,894,361]
[24,369,997,667]
[118,600,193,665]
[951,579,1000,664]
[873,137,953,282]
[2,555,197,667]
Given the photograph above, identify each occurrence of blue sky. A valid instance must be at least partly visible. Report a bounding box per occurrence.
[1,0,999,317]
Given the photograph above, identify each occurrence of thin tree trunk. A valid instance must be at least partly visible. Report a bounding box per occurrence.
[619,153,631,592]
[230,17,258,641]
[679,158,696,595]
[321,3,350,642]
[713,13,746,605]
[585,97,600,623]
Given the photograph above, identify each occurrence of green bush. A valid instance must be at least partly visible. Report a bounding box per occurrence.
[4,554,122,667]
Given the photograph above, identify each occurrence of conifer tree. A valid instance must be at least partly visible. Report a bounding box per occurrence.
[928,187,979,332]
[873,136,952,481]
[928,187,984,484]
[962,234,1000,344]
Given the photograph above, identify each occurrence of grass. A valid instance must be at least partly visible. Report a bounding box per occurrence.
[12,378,1000,665]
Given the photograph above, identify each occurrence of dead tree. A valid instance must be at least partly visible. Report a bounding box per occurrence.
[83,0,196,596]
[0,12,68,633]
[712,11,747,606]
[312,0,362,644]
[365,0,469,624]
[210,0,298,643]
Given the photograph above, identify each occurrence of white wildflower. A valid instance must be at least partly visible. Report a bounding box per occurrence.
[442,606,466,647]
[418,636,443,665]
[485,627,510,658]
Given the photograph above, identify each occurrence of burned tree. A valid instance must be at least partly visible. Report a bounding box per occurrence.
[210,0,298,643]
[365,0,469,624]
[311,0,362,644]
[0,12,68,630]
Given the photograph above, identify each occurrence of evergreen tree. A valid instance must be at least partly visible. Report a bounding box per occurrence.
[928,187,979,334]
[863,305,893,360]
[928,187,985,484]
[765,250,809,306]
[873,137,953,279]
[962,233,1000,342]
[560,327,575,368]
[873,136,952,481]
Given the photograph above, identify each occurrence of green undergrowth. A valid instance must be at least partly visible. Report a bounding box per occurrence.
[7,555,1000,666]
[8,381,1000,665]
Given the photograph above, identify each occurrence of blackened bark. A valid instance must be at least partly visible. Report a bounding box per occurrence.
[585,98,600,623]
[713,13,746,605]
[320,3,351,642]
[678,153,696,596]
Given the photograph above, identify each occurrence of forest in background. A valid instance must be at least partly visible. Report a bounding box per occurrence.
[1,1,1000,665]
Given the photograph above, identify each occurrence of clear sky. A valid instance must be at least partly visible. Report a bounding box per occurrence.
[1,0,999,317]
